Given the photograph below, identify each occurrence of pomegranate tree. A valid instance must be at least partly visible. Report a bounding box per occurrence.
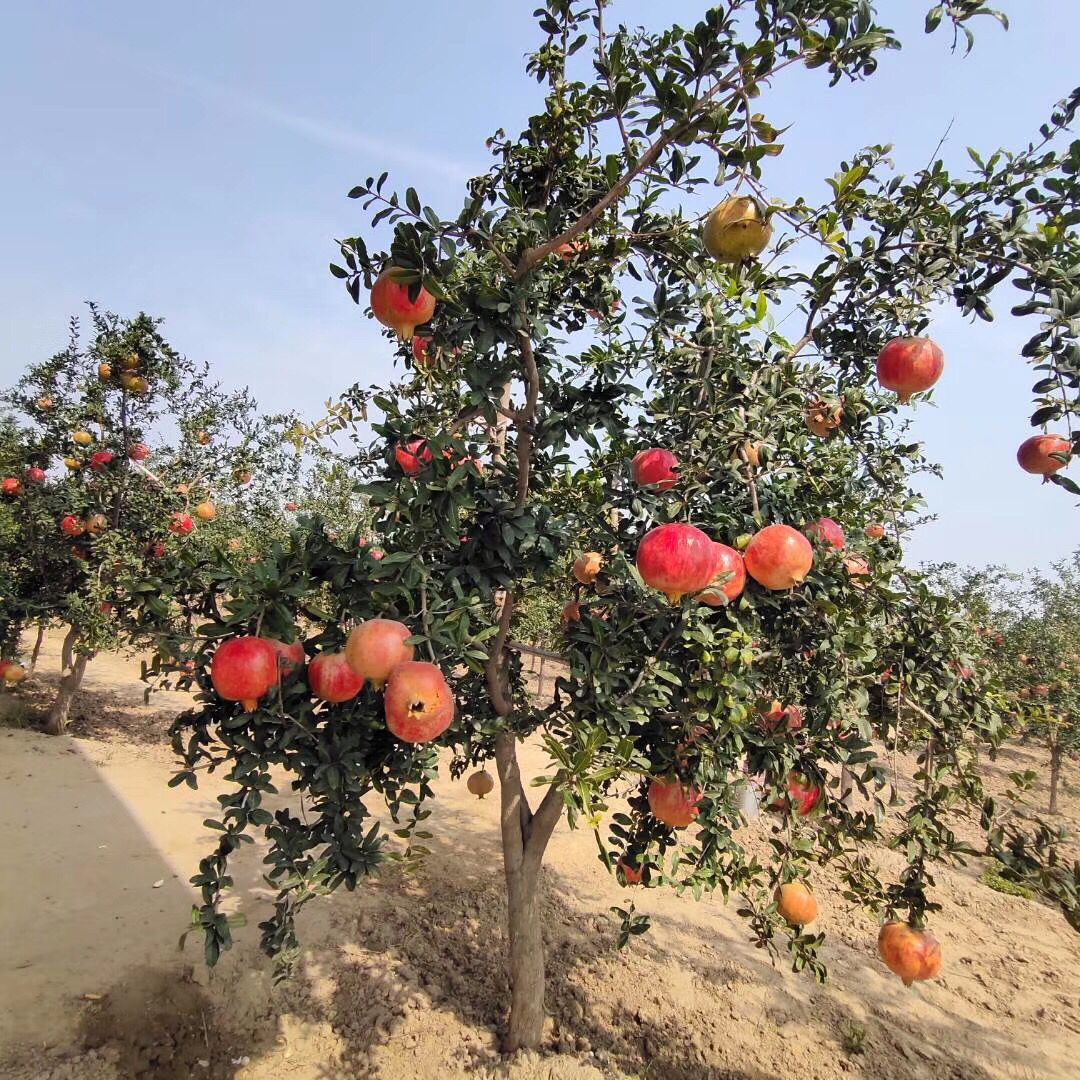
[158,1,1080,1058]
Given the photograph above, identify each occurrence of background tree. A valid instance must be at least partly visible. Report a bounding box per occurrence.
[1,305,301,733]
[157,0,1076,1055]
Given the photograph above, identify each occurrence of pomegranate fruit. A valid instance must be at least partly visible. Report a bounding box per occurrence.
[384,661,455,743]
[806,397,843,437]
[844,553,871,584]
[84,513,108,536]
[466,770,495,799]
[561,600,582,625]
[775,882,818,926]
[759,700,804,734]
[63,458,81,471]
[89,450,113,471]
[877,922,942,986]
[210,636,279,711]
[805,517,845,550]
[265,637,305,680]
[25,467,46,484]
[36,397,54,411]
[631,448,679,491]
[194,501,216,522]
[308,651,365,703]
[773,772,822,817]
[696,543,746,606]
[370,548,385,561]
[98,363,112,381]
[285,502,299,512]
[395,438,433,476]
[636,523,717,603]
[59,515,83,539]
[702,196,771,262]
[0,660,28,684]
[744,524,814,590]
[370,268,436,340]
[572,551,603,585]
[412,336,434,368]
[875,337,944,403]
[169,512,195,536]
[1,478,23,497]
[128,443,150,461]
[865,523,886,541]
[72,431,93,446]
[616,858,644,886]
[1016,434,1071,479]
[344,618,414,689]
[647,777,702,829]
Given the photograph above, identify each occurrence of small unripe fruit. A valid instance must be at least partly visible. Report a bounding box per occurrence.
[466,770,495,799]
[572,551,603,585]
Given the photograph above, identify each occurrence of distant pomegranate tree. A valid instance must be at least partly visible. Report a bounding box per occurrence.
[1,305,299,732]
[164,0,1077,1053]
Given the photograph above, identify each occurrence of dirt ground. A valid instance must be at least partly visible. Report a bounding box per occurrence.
[1,630,1078,1080]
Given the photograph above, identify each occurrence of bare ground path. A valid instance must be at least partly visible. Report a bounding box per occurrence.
[1,630,1078,1079]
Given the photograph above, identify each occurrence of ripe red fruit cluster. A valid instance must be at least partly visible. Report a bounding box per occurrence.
[338,618,456,744]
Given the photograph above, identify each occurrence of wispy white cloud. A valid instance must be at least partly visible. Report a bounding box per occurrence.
[120,52,479,183]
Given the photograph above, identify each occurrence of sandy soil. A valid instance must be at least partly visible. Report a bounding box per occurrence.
[1,630,1078,1080]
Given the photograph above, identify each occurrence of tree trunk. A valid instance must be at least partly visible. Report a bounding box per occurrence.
[28,621,46,675]
[45,625,88,736]
[839,764,854,809]
[493,731,563,1052]
[1048,733,1062,815]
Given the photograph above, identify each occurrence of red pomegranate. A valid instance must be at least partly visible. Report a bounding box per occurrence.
[60,515,84,538]
[89,451,114,472]
[128,442,150,461]
[616,858,644,886]
[744,524,814,590]
[648,777,702,828]
[309,651,365,703]
[773,772,821,817]
[370,268,436,340]
[865,523,886,541]
[370,548,385,561]
[265,637,305,680]
[150,541,166,559]
[805,517,845,550]
[412,336,434,369]
[210,637,279,711]
[696,543,746,606]
[631,448,679,491]
[561,600,582,625]
[875,337,944,403]
[169,512,195,536]
[877,922,942,986]
[1,478,23,497]
[25,467,46,484]
[1016,434,1071,480]
[285,502,299,512]
[776,882,818,926]
[395,438,433,476]
[636,523,717,603]
[759,700,804,734]
[384,661,455,743]
[344,618,415,689]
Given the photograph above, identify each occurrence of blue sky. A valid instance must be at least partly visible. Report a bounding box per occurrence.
[1,2,1077,570]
